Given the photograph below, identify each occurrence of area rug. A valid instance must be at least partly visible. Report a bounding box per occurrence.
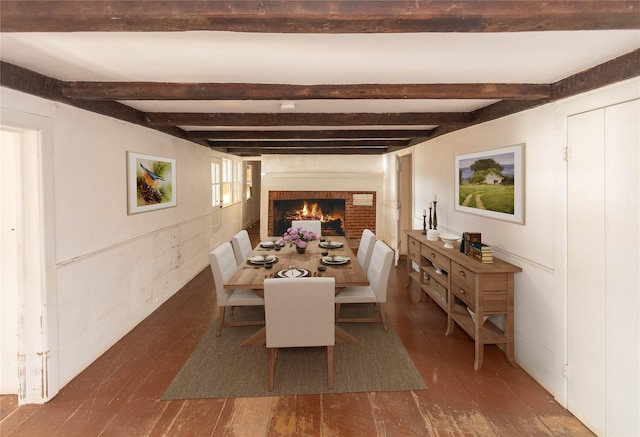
[162,306,427,399]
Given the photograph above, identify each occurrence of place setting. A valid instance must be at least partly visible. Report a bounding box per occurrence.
[320,255,351,266]
[275,265,310,278]
[319,240,343,249]
[246,254,278,268]
[259,239,285,251]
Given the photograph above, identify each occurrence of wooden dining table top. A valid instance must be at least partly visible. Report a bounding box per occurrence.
[224,236,369,294]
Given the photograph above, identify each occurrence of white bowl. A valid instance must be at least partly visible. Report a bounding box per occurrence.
[467,307,489,324]
[439,233,459,249]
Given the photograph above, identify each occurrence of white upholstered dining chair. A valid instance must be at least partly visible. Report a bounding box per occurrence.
[291,220,322,237]
[263,277,336,392]
[356,229,377,273]
[335,240,394,331]
[209,242,264,336]
[231,229,253,267]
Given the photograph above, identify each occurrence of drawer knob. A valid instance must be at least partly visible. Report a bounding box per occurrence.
[430,253,436,258]
[459,288,465,294]
[458,270,466,277]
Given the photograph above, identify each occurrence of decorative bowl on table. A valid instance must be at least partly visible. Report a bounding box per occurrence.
[439,233,459,249]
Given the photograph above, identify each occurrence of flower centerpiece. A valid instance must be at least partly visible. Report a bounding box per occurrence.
[283,226,318,254]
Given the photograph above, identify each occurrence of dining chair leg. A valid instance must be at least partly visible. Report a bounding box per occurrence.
[216,307,225,337]
[379,303,388,332]
[268,348,277,391]
[327,345,334,390]
[335,303,342,319]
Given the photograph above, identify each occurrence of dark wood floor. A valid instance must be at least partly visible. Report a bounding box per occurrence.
[1,226,593,436]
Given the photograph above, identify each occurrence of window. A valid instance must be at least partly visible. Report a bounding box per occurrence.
[245,163,253,200]
[211,158,221,207]
[221,158,232,206]
[232,160,242,203]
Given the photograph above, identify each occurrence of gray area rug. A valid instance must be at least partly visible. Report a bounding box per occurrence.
[162,306,427,399]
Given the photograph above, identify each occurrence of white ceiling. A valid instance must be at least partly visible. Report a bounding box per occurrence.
[2,30,639,118]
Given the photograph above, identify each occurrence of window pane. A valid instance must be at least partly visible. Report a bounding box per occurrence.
[245,164,253,200]
[222,159,232,206]
[211,158,221,207]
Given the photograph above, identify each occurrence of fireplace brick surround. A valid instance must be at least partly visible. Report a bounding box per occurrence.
[268,191,376,242]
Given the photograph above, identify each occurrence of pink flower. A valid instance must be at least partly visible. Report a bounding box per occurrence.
[283,224,318,248]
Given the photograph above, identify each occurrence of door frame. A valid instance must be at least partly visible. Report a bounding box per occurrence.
[1,108,59,404]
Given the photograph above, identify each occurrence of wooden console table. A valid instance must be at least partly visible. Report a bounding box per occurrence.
[406,230,522,370]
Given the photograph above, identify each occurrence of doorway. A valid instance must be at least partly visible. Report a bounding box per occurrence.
[1,108,58,404]
[1,128,20,395]
[396,154,413,263]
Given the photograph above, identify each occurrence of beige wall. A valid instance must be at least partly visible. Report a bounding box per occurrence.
[1,87,245,399]
[398,78,639,423]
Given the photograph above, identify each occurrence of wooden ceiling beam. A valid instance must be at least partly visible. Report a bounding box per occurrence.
[551,49,640,100]
[145,112,471,126]
[185,129,432,140]
[212,147,388,157]
[208,140,408,149]
[61,82,550,100]
[2,1,638,32]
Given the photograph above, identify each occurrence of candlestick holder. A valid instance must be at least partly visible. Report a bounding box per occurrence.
[433,201,438,230]
[422,215,427,235]
[428,206,433,229]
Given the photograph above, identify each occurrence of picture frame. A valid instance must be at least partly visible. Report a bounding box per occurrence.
[127,152,176,214]
[454,144,524,224]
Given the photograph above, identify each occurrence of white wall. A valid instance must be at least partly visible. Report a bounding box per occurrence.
[260,154,385,240]
[1,87,245,398]
[396,78,640,414]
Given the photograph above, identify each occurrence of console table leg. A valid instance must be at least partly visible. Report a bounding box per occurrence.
[445,317,454,336]
[474,342,484,371]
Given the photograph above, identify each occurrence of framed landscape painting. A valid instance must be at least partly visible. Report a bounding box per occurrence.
[454,144,524,224]
[127,152,176,214]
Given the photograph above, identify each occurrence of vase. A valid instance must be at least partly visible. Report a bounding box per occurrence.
[296,246,306,254]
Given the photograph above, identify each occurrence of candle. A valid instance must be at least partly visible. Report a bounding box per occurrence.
[433,194,437,202]
[423,209,427,216]
[430,202,433,208]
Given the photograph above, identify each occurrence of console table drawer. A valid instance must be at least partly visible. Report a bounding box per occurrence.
[408,237,421,263]
[451,277,476,305]
[451,261,476,288]
[422,246,450,270]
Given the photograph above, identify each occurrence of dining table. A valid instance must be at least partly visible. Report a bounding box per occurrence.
[223,235,369,346]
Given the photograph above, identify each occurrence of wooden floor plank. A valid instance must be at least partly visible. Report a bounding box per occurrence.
[266,395,323,437]
[0,227,594,437]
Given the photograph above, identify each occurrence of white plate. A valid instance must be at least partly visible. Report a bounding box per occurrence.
[260,241,275,248]
[320,241,343,248]
[276,268,310,278]
[248,255,277,265]
[321,256,350,265]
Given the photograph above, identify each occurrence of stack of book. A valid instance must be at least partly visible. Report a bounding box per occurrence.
[461,232,494,263]
[468,241,494,263]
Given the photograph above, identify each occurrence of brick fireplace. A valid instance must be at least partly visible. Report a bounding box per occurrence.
[268,191,376,241]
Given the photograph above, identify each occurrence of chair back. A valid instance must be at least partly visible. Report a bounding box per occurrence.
[366,241,394,303]
[231,229,253,266]
[356,229,376,272]
[209,242,239,307]
[291,220,322,237]
[264,277,335,348]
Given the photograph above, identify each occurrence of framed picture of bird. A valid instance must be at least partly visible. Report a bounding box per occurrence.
[127,152,177,214]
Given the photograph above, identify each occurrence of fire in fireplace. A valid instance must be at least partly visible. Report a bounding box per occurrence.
[273,199,346,236]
